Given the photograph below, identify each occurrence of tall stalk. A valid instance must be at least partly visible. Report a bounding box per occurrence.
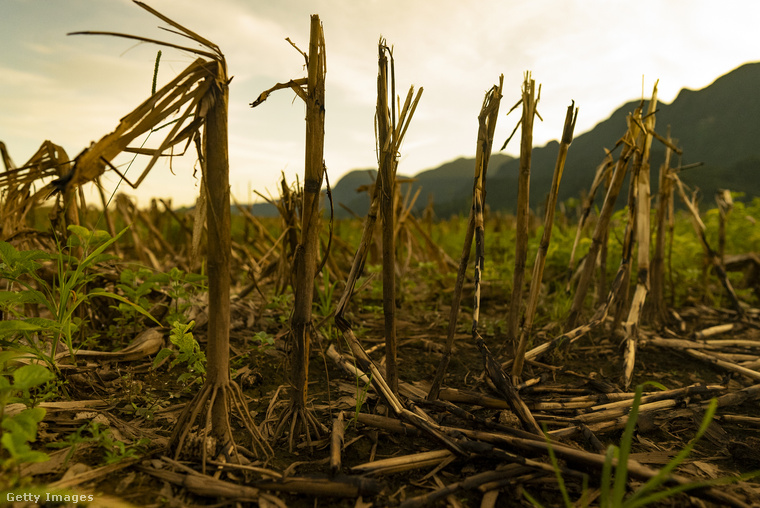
[648,127,673,324]
[169,26,270,469]
[427,77,502,401]
[291,14,327,446]
[673,174,744,317]
[565,133,635,330]
[203,59,233,440]
[506,74,539,345]
[512,102,577,382]
[566,153,613,293]
[251,15,328,448]
[377,42,398,395]
[334,44,422,371]
[55,1,272,466]
[622,84,658,388]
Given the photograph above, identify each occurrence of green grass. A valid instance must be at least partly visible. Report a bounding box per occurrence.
[525,383,759,508]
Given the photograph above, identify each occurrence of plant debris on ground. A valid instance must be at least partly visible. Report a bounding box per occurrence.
[1,3,760,507]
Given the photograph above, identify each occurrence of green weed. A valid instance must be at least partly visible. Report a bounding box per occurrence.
[316,269,337,318]
[153,320,206,386]
[49,419,149,466]
[0,226,160,373]
[150,266,206,326]
[109,266,159,340]
[251,330,276,351]
[524,383,758,508]
[0,352,54,489]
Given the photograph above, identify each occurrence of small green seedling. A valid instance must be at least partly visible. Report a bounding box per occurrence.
[153,320,206,386]
[0,352,54,488]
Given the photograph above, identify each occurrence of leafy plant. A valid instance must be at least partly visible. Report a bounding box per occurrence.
[151,267,207,326]
[153,320,206,386]
[0,226,160,373]
[49,419,149,466]
[109,267,160,339]
[265,292,293,326]
[252,330,275,351]
[349,371,373,430]
[0,352,54,488]
[316,269,337,318]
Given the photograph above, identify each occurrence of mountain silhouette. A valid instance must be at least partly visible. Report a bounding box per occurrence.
[249,62,760,218]
[488,61,760,214]
[329,153,513,218]
[325,61,760,218]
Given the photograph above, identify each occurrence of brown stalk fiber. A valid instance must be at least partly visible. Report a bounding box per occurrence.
[512,102,577,382]
[506,73,540,344]
[672,173,744,316]
[427,77,503,401]
[377,41,399,395]
[54,1,271,465]
[57,57,212,193]
[622,83,658,388]
[251,15,329,448]
[648,126,675,323]
[565,125,636,329]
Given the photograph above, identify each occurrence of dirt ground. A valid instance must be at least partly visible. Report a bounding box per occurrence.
[14,267,760,508]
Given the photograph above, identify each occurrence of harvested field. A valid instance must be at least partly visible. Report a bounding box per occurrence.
[2,3,760,507]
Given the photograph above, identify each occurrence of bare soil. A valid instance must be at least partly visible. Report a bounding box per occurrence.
[18,273,760,508]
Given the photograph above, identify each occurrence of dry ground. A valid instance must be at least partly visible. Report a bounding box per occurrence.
[15,271,760,508]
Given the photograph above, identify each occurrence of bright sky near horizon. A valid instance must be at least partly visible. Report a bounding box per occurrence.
[1,0,759,208]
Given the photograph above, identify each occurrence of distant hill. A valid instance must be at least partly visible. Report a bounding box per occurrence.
[330,153,514,218]
[251,62,760,218]
[489,61,760,214]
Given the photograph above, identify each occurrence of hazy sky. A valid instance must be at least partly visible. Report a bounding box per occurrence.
[2,0,759,207]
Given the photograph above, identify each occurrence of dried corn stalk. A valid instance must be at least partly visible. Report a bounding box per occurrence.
[67,0,272,465]
[512,102,577,382]
[251,15,329,449]
[648,127,676,324]
[377,41,399,395]
[0,10,218,240]
[672,174,744,316]
[0,141,78,242]
[506,73,540,344]
[375,41,422,395]
[566,125,636,329]
[621,83,658,388]
[427,77,502,401]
